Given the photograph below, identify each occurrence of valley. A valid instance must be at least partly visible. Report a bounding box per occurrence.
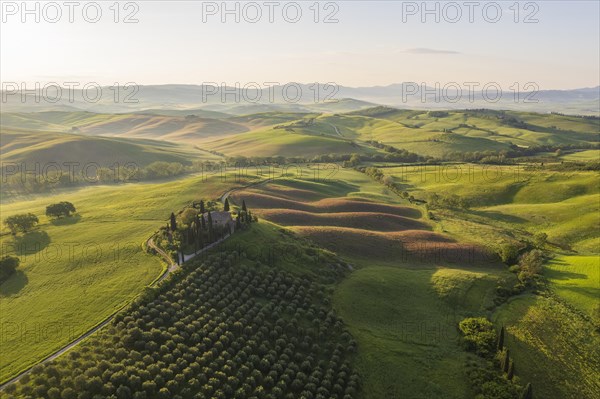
[1,106,598,399]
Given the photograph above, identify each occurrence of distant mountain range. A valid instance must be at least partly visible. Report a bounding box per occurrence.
[2,84,598,115]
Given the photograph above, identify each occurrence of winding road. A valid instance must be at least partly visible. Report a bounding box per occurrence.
[328,123,343,137]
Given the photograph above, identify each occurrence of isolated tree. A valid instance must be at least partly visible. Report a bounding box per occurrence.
[200,200,205,214]
[224,198,230,212]
[4,213,39,234]
[521,383,533,399]
[496,326,505,351]
[170,212,178,231]
[0,255,19,283]
[242,200,247,213]
[45,201,76,218]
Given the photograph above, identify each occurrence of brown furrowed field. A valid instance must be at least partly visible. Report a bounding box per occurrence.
[256,209,430,231]
[233,190,422,218]
[231,182,490,266]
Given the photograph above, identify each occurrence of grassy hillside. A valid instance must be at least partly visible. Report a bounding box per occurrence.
[228,170,508,398]
[0,174,241,382]
[1,112,249,143]
[204,109,598,158]
[561,149,600,161]
[2,106,598,397]
[328,108,599,158]
[335,265,506,399]
[544,255,600,319]
[0,127,221,167]
[382,164,600,254]
[3,222,360,399]
[493,294,600,399]
[4,108,597,159]
[202,120,378,158]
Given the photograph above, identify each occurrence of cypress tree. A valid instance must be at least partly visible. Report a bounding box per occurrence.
[247,210,252,223]
[200,200,205,214]
[507,359,514,380]
[207,212,214,242]
[224,198,230,212]
[201,214,206,230]
[236,215,241,230]
[194,228,198,253]
[242,200,247,212]
[170,212,177,231]
[502,349,510,373]
[497,326,505,351]
[520,383,532,399]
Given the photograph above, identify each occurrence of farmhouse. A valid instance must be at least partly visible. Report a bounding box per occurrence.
[204,211,235,231]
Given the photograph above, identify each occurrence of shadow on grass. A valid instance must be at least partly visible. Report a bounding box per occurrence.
[49,214,81,226]
[12,230,51,255]
[544,267,588,281]
[470,210,528,224]
[0,270,28,296]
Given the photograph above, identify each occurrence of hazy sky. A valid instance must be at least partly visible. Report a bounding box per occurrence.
[2,1,599,89]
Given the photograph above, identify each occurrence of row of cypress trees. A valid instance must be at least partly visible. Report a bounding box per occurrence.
[497,326,533,399]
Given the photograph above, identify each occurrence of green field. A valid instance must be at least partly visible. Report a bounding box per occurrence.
[0,174,239,382]
[561,149,600,161]
[493,294,600,399]
[228,171,512,398]
[544,255,600,319]
[334,265,507,399]
[8,108,597,160]
[0,127,221,167]
[1,106,599,397]
[381,164,600,254]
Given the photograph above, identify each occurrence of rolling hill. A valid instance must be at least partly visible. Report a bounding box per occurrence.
[2,84,598,115]
[3,107,597,160]
[0,127,220,167]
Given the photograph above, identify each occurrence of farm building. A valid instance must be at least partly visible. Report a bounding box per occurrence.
[204,211,235,232]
